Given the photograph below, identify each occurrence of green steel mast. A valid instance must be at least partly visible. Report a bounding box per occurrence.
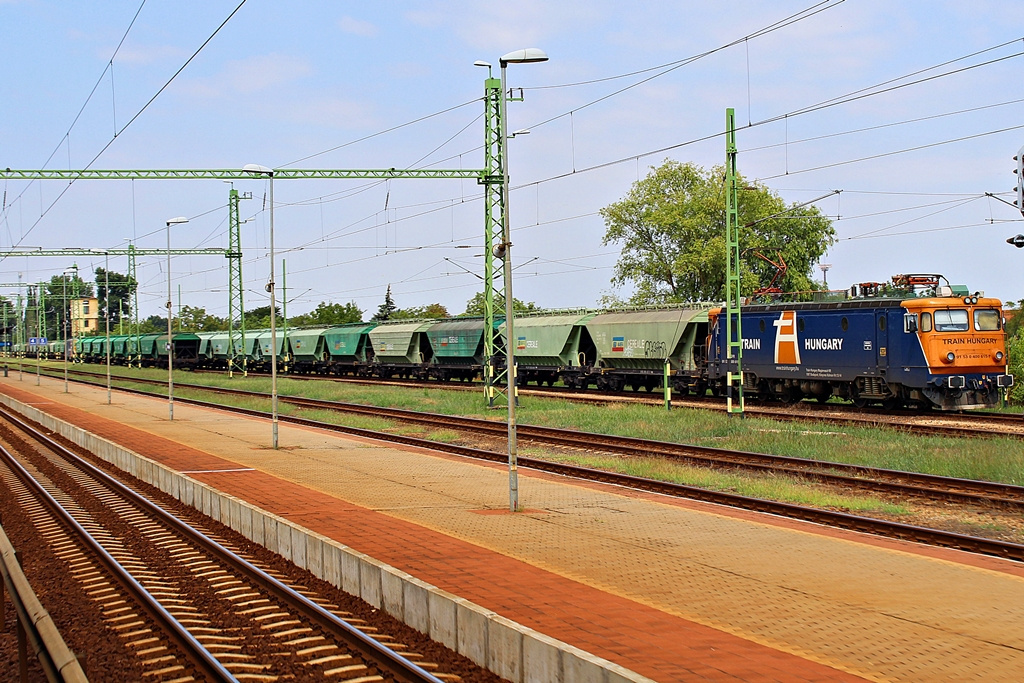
[227,188,248,377]
[482,72,507,406]
[724,108,745,416]
[128,243,140,367]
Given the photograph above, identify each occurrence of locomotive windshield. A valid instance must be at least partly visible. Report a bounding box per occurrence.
[933,309,969,332]
[974,309,1001,331]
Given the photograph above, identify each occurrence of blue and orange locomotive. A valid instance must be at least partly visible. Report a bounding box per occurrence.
[707,275,1013,410]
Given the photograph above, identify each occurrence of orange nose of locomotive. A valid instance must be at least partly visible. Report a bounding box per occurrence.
[903,296,1008,373]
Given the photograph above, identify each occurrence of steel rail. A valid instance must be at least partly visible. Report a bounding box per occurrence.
[43,363,1024,436]
[194,368,1024,438]
[0,405,446,683]
[0,440,237,682]
[0,524,89,683]
[27,371,1024,563]
[49,368,1024,510]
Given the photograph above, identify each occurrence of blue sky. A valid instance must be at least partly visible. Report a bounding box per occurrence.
[2,0,1024,320]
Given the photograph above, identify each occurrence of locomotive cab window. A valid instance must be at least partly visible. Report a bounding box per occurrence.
[919,312,933,333]
[974,309,1001,331]
[933,309,969,332]
[903,313,917,333]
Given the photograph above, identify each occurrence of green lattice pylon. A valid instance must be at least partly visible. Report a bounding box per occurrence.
[227,188,248,377]
[482,74,507,406]
[724,108,745,416]
[127,243,141,367]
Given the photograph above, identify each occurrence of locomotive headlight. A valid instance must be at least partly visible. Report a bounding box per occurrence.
[996,351,1005,362]
[944,352,956,364]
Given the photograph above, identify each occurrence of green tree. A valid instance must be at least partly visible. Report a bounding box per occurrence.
[178,305,228,332]
[95,267,137,332]
[1007,330,1024,405]
[391,303,449,320]
[43,272,94,340]
[371,285,397,322]
[461,292,538,317]
[243,305,282,330]
[600,159,836,303]
[138,314,169,333]
[1003,301,1023,339]
[0,297,16,346]
[289,301,363,327]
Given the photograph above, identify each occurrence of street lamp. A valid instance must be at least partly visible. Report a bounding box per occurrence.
[495,47,548,512]
[91,249,112,405]
[62,265,77,393]
[166,216,189,420]
[818,263,832,289]
[242,163,279,449]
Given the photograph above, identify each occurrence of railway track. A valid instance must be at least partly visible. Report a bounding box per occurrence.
[190,367,1024,439]
[36,366,1024,509]
[21,360,1024,437]
[0,404,470,683]
[27,365,1024,563]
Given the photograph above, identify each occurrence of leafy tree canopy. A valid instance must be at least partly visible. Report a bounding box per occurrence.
[137,315,169,333]
[95,267,137,330]
[461,291,538,317]
[290,301,363,327]
[178,305,228,332]
[391,303,449,320]
[600,159,836,303]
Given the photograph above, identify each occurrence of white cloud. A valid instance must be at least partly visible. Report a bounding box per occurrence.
[279,97,376,130]
[338,16,378,38]
[182,54,313,98]
[112,44,188,66]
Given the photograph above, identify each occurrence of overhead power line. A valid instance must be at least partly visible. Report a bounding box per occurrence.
[2,0,250,256]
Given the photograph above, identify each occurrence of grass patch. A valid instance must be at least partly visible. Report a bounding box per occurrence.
[42,362,1024,486]
[532,449,909,515]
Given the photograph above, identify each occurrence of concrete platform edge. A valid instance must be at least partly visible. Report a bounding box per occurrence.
[0,394,655,683]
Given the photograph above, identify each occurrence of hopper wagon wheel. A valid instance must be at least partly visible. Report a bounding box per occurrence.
[852,396,868,409]
[880,396,903,411]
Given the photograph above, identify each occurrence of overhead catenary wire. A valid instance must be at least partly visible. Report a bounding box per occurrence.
[0,0,250,261]
[0,0,148,228]
[11,8,1024,312]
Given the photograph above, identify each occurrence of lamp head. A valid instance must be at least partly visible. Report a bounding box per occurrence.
[166,216,189,227]
[242,163,273,177]
[499,48,549,66]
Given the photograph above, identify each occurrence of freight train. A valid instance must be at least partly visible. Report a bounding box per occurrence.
[20,275,1013,411]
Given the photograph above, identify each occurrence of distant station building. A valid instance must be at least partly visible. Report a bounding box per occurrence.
[70,297,100,337]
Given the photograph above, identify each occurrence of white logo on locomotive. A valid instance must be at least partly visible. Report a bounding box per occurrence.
[773,311,801,365]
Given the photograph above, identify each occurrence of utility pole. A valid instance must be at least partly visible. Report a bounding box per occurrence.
[281,259,289,374]
[724,108,745,417]
[226,187,249,378]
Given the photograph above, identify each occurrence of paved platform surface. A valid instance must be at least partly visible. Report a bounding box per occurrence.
[2,374,1024,682]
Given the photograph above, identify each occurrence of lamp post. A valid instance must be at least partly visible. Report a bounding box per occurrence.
[496,47,548,512]
[62,266,76,393]
[166,216,189,420]
[818,263,832,289]
[105,253,111,405]
[242,164,279,449]
[92,249,112,404]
